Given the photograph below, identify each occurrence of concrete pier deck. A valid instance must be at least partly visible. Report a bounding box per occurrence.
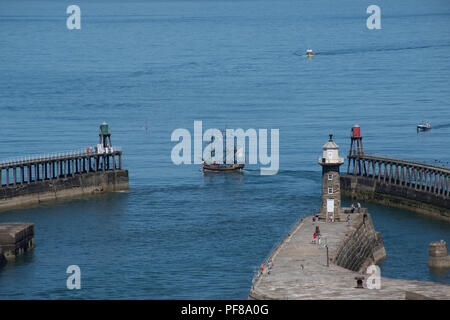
[0,222,34,261]
[249,213,450,300]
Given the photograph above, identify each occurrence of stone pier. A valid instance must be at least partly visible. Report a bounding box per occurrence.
[429,240,450,268]
[0,123,129,211]
[249,213,450,300]
[0,223,34,261]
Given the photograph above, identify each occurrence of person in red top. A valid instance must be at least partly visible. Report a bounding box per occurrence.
[312,232,317,244]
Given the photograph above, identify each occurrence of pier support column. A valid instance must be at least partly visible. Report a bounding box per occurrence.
[420,169,424,190]
[371,160,375,178]
[435,172,440,195]
[401,165,405,185]
[415,168,419,190]
[431,171,436,193]
[389,163,394,184]
[418,169,423,190]
[406,166,410,186]
[409,166,414,187]
[13,167,16,186]
[377,162,381,181]
[445,175,449,198]
[436,172,440,194]
[421,169,425,190]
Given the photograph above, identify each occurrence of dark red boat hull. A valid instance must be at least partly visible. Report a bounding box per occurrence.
[202,163,245,171]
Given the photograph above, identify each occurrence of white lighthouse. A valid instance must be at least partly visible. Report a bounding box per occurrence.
[318,133,344,221]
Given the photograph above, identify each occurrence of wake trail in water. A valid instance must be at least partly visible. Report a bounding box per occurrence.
[432,123,450,129]
[294,43,450,57]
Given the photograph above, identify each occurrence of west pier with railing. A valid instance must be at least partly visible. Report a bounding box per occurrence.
[0,147,123,187]
[0,122,129,210]
[341,125,450,220]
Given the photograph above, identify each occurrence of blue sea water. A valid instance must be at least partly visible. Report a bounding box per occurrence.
[0,0,449,299]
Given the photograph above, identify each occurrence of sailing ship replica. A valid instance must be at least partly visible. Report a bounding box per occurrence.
[202,130,245,172]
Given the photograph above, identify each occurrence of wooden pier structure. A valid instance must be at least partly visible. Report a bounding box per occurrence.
[342,125,450,219]
[346,154,450,199]
[0,148,123,188]
[0,122,129,210]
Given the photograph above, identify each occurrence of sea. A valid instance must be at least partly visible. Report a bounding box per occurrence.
[0,0,449,299]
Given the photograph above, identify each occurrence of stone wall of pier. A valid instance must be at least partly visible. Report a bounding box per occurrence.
[332,213,386,273]
[0,223,34,260]
[0,149,129,210]
[341,174,450,221]
[0,170,129,211]
[343,154,450,220]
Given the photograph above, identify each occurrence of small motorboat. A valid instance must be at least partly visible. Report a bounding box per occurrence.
[306,49,315,57]
[417,121,431,132]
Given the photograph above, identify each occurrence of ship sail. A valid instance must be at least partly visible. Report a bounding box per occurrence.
[202,128,245,171]
[235,147,244,164]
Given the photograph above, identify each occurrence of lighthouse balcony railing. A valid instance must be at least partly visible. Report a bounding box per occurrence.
[318,157,345,165]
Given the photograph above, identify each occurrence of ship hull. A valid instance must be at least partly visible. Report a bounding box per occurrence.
[202,163,245,171]
[417,125,431,132]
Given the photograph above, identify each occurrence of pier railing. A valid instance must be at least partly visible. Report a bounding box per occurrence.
[0,147,122,167]
[346,154,450,199]
[0,147,123,187]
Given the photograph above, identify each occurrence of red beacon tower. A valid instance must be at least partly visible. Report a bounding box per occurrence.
[349,125,364,157]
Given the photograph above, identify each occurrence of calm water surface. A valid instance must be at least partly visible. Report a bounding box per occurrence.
[0,0,449,298]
